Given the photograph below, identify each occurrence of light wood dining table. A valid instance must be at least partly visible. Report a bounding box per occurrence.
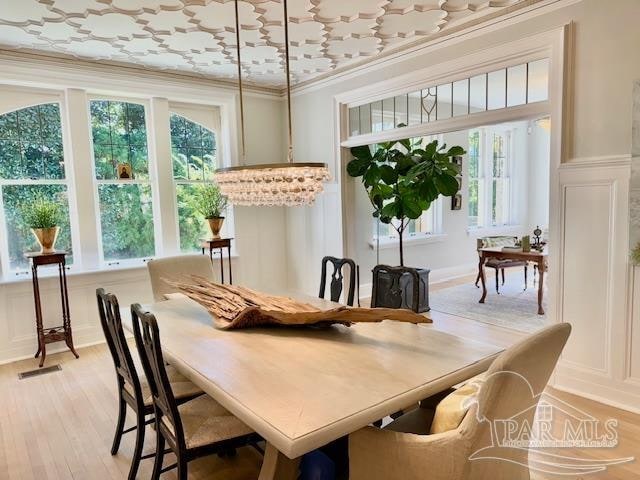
[123,292,503,480]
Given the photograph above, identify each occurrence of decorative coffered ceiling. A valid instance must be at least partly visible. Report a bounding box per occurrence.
[0,0,535,89]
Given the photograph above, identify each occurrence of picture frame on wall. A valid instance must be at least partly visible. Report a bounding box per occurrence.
[451,155,463,210]
[117,162,133,179]
[452,193,462,210]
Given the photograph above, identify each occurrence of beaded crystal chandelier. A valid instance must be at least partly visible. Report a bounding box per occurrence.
[215,0,330,207]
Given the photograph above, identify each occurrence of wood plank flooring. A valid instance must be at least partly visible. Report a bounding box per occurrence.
[0,292,637,479]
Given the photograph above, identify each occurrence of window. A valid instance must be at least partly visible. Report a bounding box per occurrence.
[90,100,155,263]
[169,113,218,252]
[348,58,549,137]
[468,127,513,228]
[374,200,440,240]
[0,103,74,272]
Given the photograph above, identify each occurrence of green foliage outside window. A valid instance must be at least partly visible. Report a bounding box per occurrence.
[170,114,218,252]
[90,100,148,180]
[90,100,156,261]
[0,103,73,271]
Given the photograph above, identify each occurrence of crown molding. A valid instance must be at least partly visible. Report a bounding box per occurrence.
[291,0,583,97]
[0,48,282,99]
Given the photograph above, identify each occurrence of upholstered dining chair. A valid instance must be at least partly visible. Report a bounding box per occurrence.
[96,289,203,480]
[319,256,357,306]
[131,303,261,480]
[147,255,215,301]
[475,236,528,293]
[349,323,572,480]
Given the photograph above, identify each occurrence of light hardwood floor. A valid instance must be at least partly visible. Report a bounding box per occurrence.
[0,303,637,479]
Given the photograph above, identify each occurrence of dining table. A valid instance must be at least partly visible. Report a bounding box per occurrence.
[123,291,503,480]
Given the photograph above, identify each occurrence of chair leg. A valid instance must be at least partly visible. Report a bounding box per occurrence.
[474,270,480,287]
[151,429,165,480]
[501,268,505,285]
[128,411,146,480]
[524,265,528,291]
[495,270,500,294]
[177,455,188,480]
[111,395,127,455]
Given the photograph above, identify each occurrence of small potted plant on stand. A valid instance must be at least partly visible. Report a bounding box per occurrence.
[348,134,464,312]
[21,196,62,254]
[197,183,228,239]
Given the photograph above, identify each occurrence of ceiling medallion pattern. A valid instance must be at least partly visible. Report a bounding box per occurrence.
[0,0,529,88]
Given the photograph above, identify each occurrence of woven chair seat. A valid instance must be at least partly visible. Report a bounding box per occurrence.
[161,395,254,449]
[485,258,527,268]
[125,365,202,407]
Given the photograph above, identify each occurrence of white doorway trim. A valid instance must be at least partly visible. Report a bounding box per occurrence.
[331,24,572,329]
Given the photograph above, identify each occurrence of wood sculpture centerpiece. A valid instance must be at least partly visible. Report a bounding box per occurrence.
[169,276,430,330]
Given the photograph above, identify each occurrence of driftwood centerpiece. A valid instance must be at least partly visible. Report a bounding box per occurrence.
[168,276,431,330]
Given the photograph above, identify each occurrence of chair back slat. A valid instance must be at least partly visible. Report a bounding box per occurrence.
[131,304,186,449]
[96,288,143,402]
[319,256,357,306]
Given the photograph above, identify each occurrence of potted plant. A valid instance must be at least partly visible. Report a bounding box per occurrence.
[348,134,465,311]
[21,195,62,254]
[196,183,228,239]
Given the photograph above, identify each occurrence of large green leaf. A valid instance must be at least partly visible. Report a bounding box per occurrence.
[379,164,398,184]
[350,144,372,161]
[434,174,460,196]
[346,157,370,177]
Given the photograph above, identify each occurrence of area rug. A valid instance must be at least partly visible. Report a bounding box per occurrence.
[429,277,547,333]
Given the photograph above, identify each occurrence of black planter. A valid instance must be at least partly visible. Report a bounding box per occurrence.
[371,265,430,313]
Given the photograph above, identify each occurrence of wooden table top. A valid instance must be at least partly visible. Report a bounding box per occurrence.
[480,246,548,259]
[124,293,502,458]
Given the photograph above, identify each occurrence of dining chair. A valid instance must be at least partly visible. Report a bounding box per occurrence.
[475,236,529,293]
[96,289,203,480]
[131,303,260,480]
[147,255,215,301]
[349,323,572,480]
[319,256,357,306]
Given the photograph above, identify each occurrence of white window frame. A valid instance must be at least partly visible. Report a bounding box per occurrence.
[87,95,158,268]
[467,125,516,232]
[0,98,81,278]
[168,108,234,253]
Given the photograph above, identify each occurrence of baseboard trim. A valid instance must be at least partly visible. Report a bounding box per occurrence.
[358,262,477,301]
[0,338,106,366]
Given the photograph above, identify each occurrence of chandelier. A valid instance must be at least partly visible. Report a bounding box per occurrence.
[215,0,330,207]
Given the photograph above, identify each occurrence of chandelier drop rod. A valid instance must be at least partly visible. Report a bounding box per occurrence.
[283,0,293,163]
[234,0,246,162]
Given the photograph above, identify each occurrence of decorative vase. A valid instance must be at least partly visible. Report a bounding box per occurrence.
[207,217,225,239]
[31,226,60,254]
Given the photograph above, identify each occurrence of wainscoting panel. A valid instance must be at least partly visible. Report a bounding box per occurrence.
[554,157,640,413]
[628,266,640,383]
[560,183,611,373]
[0,267,152,365]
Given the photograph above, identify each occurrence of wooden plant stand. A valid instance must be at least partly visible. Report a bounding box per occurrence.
[25,251,79,367]
[200,237,233,284]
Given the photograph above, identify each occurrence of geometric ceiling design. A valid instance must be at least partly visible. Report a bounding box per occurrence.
[0,0,534,89]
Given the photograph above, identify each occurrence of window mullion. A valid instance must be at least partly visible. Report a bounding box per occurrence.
[149,97,179,256]
[64,88,101,270]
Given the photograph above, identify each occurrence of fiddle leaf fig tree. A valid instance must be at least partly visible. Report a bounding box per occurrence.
[347,133,465,266]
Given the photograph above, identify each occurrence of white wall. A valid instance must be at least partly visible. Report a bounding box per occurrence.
[0,57,288,364]
[287,0,640,412]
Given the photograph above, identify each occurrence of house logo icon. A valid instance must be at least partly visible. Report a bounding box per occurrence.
[467,371,634,476]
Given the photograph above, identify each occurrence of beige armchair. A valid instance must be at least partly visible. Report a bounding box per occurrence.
[349,323,571,480]
[147,255,215,301]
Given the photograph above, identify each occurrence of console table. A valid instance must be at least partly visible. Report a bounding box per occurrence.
[200,237,233,284]
[25,251,79,367]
